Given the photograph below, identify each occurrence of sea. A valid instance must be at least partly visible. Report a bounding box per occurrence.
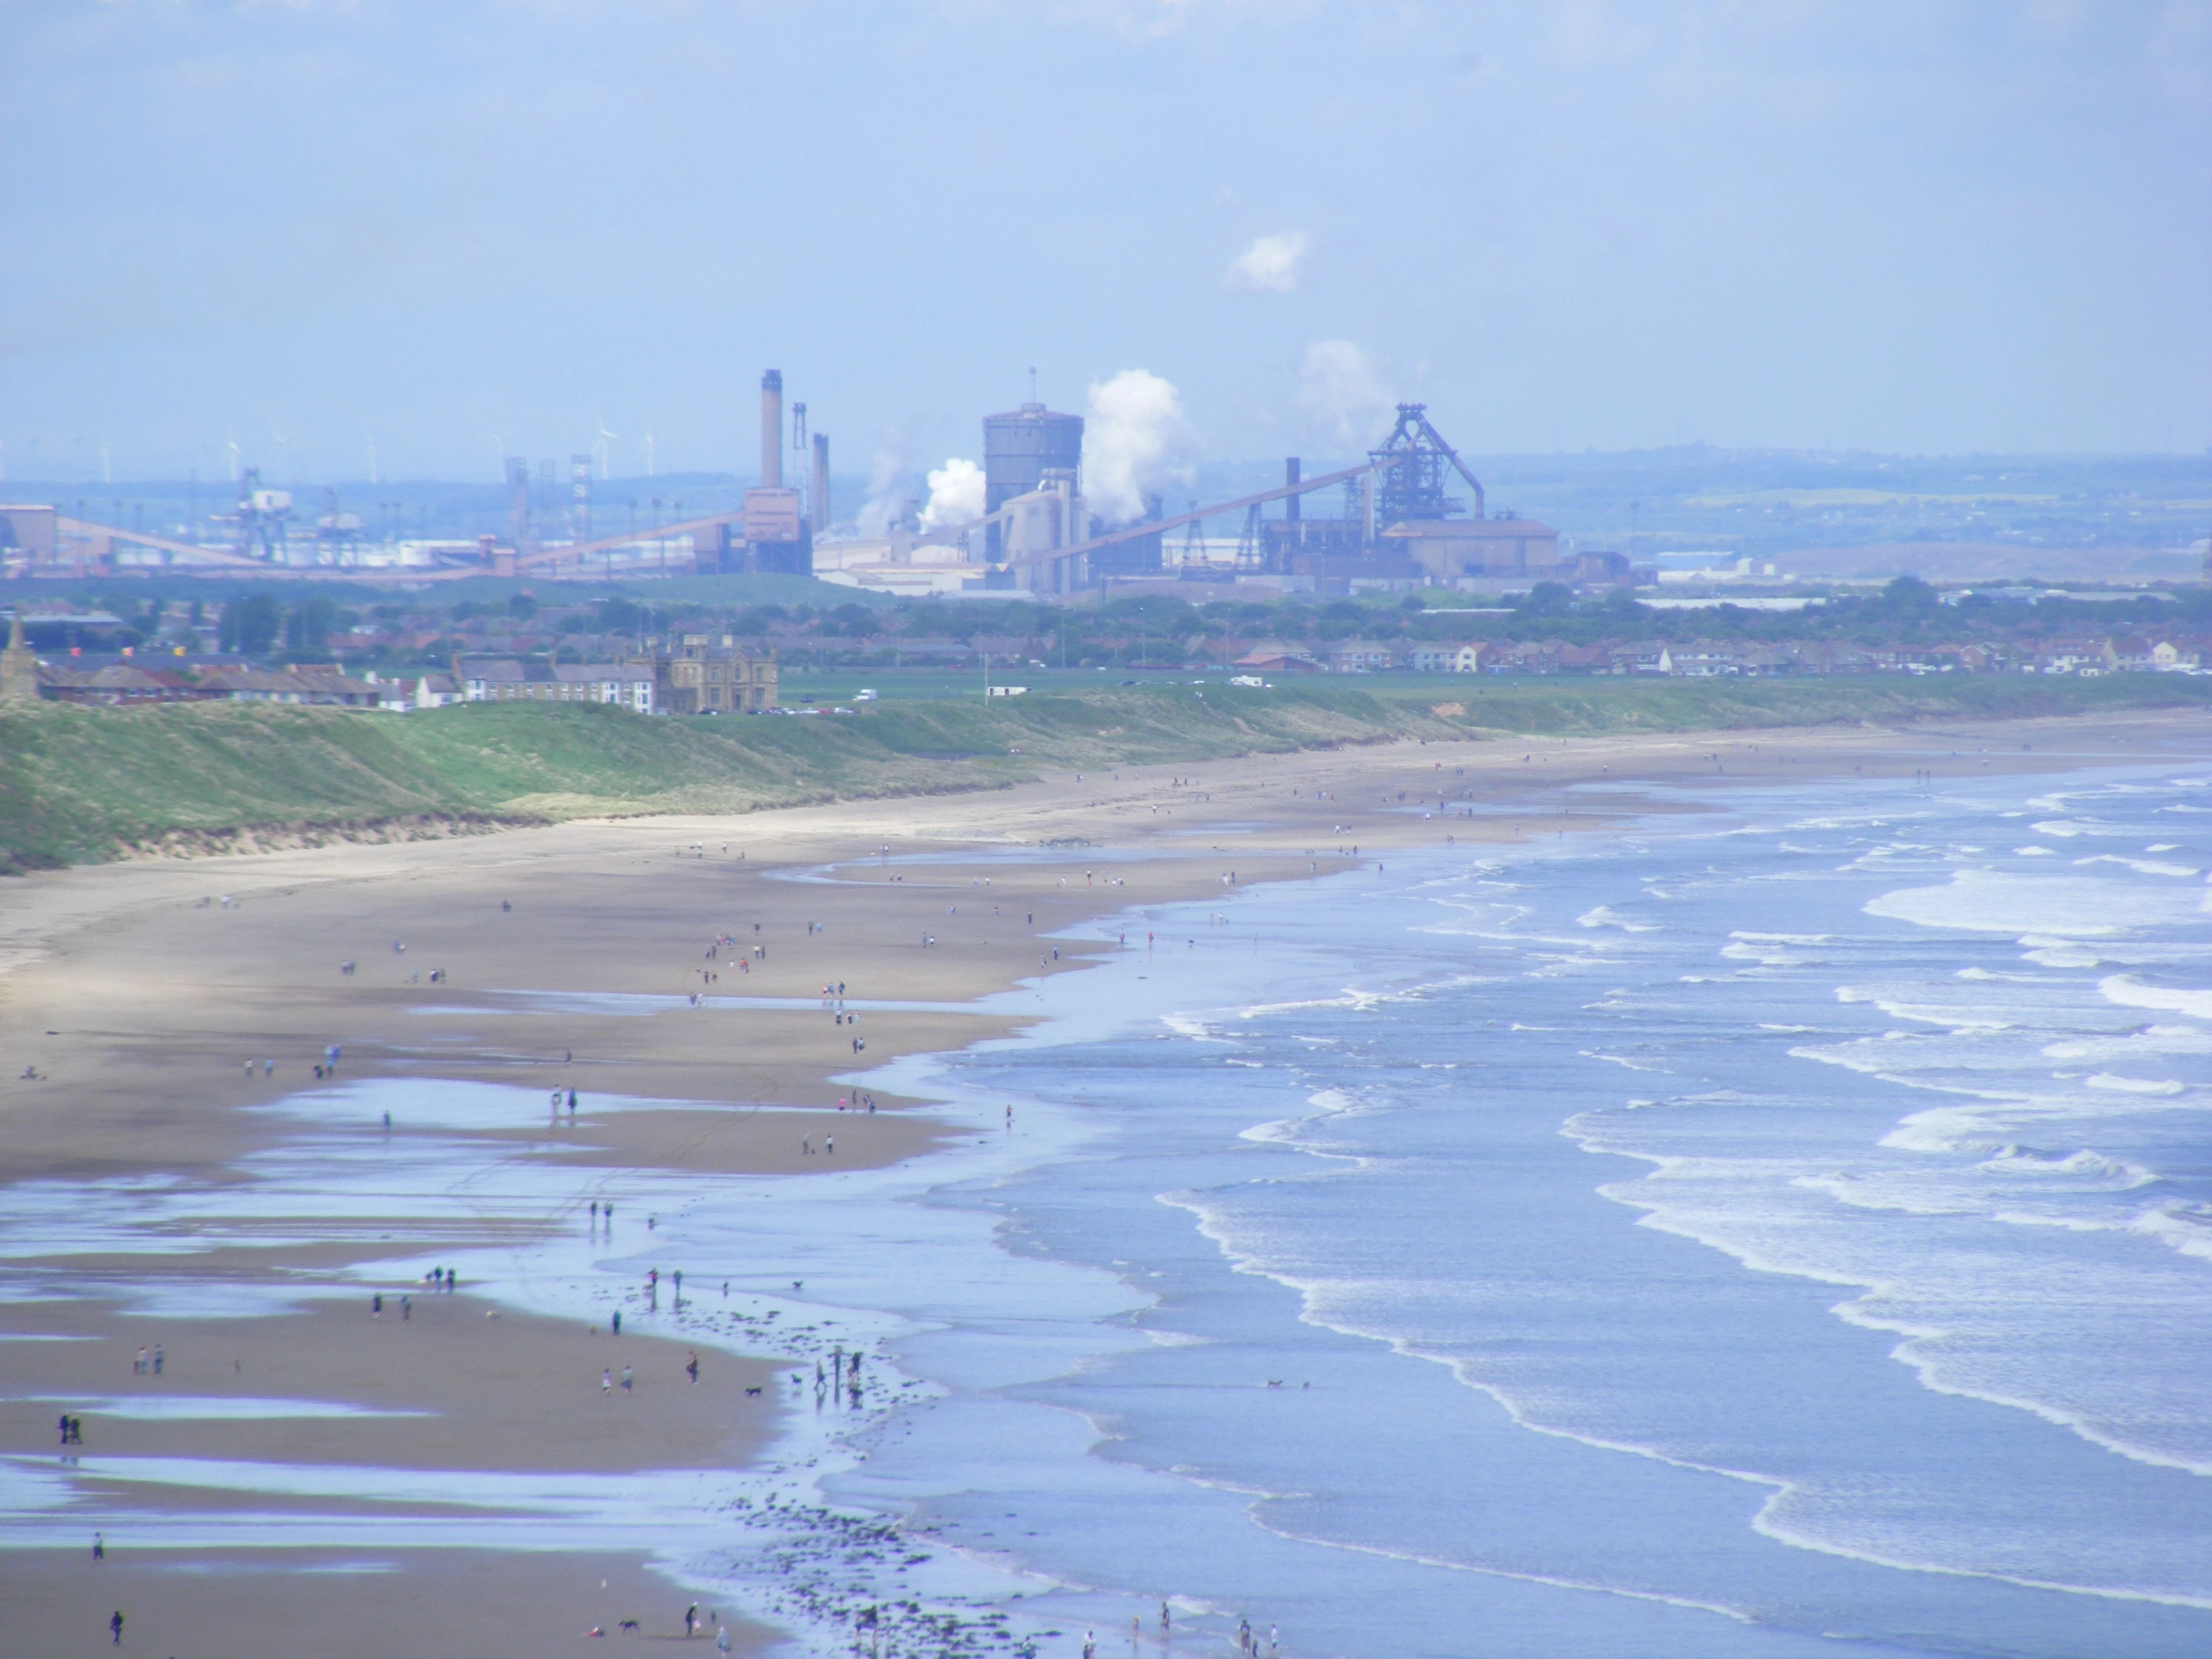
[6,756,2209,1658]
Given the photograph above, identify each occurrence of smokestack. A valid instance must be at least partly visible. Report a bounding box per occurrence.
[506,457,531,549]
[760,370,783,488]
[811,432,830,535]
[1285,456,1301,521]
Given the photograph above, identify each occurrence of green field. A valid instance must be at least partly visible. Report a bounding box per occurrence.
[3,674,2207,871]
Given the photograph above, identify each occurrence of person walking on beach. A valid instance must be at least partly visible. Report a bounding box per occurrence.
[611,1311,621,1335]
[602,1368,612,1393]
[110,1610,123,1645]
[151,1346,161,1375]
[687,1351,699,1385]
[621,1366,632,1393]
[93,1532,104,1560]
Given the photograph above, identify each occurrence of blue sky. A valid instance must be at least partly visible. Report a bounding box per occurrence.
[3,0,2207,488]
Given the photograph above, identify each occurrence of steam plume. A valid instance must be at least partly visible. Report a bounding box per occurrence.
[1296,339,1392,449]
[1082,369,1195,525]
[919,457,985,530]
[855,447,905,537]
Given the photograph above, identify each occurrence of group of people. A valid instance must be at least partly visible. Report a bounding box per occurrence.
[131,1345,163,1374]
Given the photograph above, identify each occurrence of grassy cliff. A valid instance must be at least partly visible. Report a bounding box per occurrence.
[3,674,2206,869]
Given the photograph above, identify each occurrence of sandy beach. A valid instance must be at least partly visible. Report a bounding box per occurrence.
[3,706,2205,1657]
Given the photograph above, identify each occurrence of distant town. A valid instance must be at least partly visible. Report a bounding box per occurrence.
[5,571,2208,715]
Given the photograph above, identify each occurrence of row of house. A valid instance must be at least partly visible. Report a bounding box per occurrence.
[451,638,777,715]
[28,663,447,708]
[15,636,779,718]
[1228,634,2211,678]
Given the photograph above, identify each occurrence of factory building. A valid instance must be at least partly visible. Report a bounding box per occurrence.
[1253,406,1561,590]
[1379,518,1565,582]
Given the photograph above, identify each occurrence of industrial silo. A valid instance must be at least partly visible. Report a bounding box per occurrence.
[983,399,1083,565]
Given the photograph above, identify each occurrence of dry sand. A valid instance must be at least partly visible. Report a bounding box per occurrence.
[3,708,2205,1656]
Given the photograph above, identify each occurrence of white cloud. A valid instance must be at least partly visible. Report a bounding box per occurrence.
[1223,230,1309,293]
[1296,339,1393,449]
[1082,368,1196,524]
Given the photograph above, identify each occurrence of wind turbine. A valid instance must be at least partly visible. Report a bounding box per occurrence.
[596,418,618,481]
[645,428,655,478]
[225,430,241,481]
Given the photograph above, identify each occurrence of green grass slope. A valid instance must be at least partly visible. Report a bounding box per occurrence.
[3,675,2205,869]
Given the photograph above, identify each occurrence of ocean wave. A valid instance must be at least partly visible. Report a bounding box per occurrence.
[1975,1146,2158,1186]
[2075,855,2202,878]
[1574,905,1657,931]
[2083,1073,2188,1097]
[1579,1050,1671,1073]
[1867,871,2198,938]
[2044,1025,2212,1061]
[1835,987,2013,1030]
[2132,1204,2212,1262]
[2100,975,2212,1021]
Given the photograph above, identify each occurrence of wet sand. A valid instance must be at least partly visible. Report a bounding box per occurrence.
[2,708,2204,1655]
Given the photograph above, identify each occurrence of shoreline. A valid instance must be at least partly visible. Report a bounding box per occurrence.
[3,707,2207,1656]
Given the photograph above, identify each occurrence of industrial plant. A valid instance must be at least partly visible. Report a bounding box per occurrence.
[1,373,1581,598]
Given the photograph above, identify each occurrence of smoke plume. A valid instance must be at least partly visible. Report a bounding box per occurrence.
[1082,369,1195,525]
[1296,339,1393,451]
[918,456,985,531]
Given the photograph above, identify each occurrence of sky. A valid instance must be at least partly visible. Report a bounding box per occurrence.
[2,0,2208,492]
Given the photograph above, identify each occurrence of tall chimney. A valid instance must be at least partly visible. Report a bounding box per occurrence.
[1285,456,1301,521]
[811,432,830,535]
[506,457,531,549]
[759,370,783,488]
